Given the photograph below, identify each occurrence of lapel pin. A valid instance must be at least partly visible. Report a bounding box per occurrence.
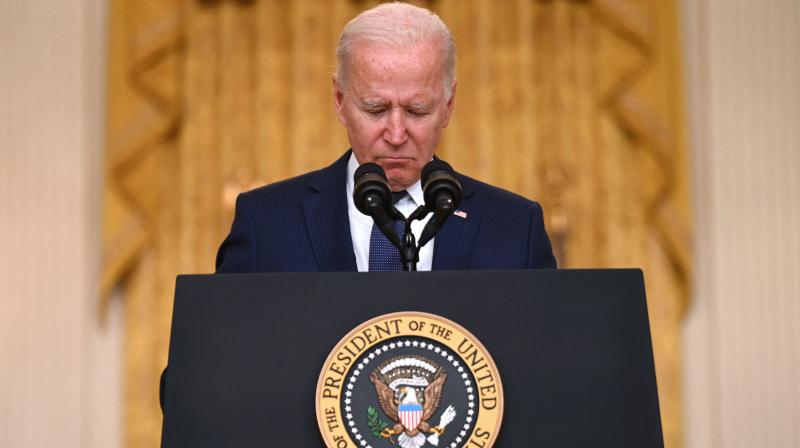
[454,210,467,219]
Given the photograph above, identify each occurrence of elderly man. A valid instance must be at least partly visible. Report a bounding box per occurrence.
[215,2,556,273]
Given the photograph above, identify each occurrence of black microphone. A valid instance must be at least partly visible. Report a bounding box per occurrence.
[353,163,403,249]
[418,159,462,247]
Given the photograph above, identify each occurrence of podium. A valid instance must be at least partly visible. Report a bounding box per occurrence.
[161,269,663,447]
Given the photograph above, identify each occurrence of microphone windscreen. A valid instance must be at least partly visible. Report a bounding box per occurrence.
[421,159,461,209]
[421,159,455,186]
[354,162,386,183]
[353,162,391,217]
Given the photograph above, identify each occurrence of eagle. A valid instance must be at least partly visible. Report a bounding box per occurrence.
[369,367,448,447]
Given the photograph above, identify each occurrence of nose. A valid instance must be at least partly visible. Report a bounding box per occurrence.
[383,109,408,146]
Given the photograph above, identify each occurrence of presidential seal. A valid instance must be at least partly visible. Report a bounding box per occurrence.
[316,312,503,448]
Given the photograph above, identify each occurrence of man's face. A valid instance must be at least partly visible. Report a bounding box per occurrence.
[333,41,456,191]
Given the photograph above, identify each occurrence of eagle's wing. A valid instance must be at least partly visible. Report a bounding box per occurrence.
[422,370,447,421]
[369,372,399,422]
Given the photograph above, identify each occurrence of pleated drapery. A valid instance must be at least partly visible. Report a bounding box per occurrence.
[102,1,691,446]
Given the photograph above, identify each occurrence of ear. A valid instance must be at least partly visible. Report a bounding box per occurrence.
[332,74,348,126]
[442,79,457,128]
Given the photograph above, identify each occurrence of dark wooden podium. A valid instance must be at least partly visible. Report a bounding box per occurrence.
[161,269,663,448]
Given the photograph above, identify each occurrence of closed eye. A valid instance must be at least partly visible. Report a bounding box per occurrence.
[364,108,386,117]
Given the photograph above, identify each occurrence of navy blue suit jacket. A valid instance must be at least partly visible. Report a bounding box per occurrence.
[162,152,555,411]
[216,151,556,272]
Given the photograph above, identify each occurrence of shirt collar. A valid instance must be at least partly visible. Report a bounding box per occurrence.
[405,177,424,207]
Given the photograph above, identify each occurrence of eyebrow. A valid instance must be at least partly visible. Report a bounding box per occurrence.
[360,99,388,109]
[408,101,433,111]
[360,99,433,110]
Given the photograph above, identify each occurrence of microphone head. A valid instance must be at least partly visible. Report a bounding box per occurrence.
[421,159,462,210]
[353,162,392,216]
[354,161,385,180]
[421,159,453,183]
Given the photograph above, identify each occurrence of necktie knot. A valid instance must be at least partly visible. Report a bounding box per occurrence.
[391,190,407,204]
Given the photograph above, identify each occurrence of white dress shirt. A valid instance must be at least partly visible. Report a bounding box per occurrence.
[346,153,435,272]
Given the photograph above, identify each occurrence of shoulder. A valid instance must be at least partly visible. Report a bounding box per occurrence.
[456,172,544,215]
[236,170,316,207]
[236,152,347,208]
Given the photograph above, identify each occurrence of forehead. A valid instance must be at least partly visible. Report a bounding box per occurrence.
[347,41,444,101]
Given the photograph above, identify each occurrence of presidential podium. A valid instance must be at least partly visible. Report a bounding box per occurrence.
[161,269,664,448]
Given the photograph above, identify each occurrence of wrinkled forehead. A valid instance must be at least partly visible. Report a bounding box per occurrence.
[346,41,446,96]
[348,39,443,68]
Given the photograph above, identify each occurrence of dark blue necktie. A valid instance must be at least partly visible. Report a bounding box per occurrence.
[368,191,407,272]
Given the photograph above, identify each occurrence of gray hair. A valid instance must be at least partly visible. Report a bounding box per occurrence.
[336,2,456,97]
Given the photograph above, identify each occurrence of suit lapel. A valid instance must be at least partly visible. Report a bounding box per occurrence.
[432,175,479,270]
[302,151,358,271]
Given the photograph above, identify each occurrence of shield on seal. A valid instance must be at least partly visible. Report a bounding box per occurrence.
[399,403,423,431]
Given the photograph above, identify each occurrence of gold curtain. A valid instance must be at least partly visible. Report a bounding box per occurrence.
[102,0,691,446]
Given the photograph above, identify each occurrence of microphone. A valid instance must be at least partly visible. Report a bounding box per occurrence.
[418,159,462,247]
[353,163,403,248]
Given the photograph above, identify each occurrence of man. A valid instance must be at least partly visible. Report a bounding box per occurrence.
[162,3,554,412]
[215,2,556,273]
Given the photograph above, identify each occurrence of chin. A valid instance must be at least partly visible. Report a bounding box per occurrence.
[385,170,419,191]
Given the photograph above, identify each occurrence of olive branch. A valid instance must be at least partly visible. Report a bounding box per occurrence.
[366,406,390,438]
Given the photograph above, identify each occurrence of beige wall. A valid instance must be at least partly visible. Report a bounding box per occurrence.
[682,1,800,447]
[0,1,120,447]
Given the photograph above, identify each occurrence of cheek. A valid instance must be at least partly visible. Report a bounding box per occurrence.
[407,124,441,152]
[347,117,387,161]
[352,120,385,144]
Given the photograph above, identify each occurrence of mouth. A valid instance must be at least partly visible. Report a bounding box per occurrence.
[377,156,416,168]
[376,156,414,161]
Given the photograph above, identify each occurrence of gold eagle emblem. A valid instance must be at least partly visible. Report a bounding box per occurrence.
[369,355,451,447]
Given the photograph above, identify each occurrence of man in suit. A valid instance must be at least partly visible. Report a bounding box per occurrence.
[164,3,555,412]
[215,2,556,273]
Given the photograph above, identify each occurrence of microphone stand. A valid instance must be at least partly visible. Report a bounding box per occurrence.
[393,205,433,272]
[400,220,418,272]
